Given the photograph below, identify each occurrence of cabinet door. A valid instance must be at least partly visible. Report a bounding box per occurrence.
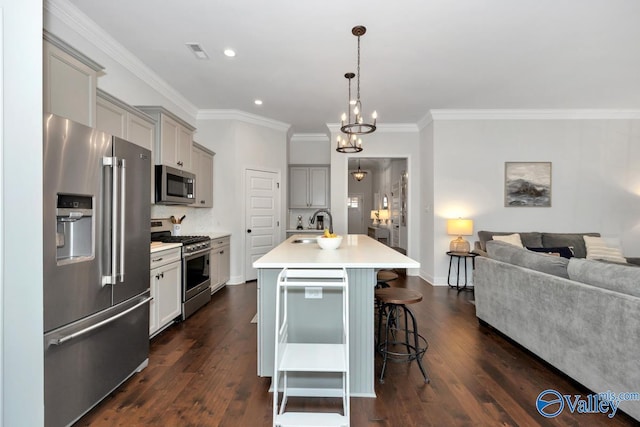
[219,244,231,285]
[127,114,154,151]
[160,115,179,167]
[192,145,214,208]
[209,249,221,292]
[43,41,97,127]
[289,167,310,208]
[178,127,193,171]
[157,261,182,328]
[96,96,126,138]
[149,269,160,336]
[308,167,329,208]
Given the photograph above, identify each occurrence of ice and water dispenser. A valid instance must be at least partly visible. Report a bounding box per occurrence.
[56,194,93,263]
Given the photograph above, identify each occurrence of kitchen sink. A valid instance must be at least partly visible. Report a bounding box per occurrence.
[291,238,317,244]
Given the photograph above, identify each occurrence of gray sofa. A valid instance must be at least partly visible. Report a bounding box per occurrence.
[474,240,640,421]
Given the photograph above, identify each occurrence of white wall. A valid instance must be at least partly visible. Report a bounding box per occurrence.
[1,0,44,425]
[429,118,640,284]
[329,125,421,275]
[419,120,435,283]
[289,134,330,164]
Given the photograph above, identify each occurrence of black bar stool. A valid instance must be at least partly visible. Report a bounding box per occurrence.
[375,287,430,384]
[375,270,399,289]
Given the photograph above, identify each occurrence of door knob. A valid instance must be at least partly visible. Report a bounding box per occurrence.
[247,229,252,233]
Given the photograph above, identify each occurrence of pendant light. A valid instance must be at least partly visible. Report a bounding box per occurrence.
[338,26,377,142]
[351,160,367,181]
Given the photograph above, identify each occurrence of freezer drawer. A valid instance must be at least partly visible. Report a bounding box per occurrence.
[44,293,150,427]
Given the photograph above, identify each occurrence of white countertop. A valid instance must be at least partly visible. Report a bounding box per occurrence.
[253,234,420,269]
[207,231,231,239]
[285,229,323,233]
[150,242,182,253]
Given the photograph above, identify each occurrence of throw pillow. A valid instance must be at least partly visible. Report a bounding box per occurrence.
[492,233,523,247]
[527,246,575,259]
[583,235,627,264]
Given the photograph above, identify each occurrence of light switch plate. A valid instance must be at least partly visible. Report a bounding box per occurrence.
[305,287,322,299]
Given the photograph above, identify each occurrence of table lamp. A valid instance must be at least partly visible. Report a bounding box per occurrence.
[447,218,473,253]
[378,209,390,224]
[370,210,379,224]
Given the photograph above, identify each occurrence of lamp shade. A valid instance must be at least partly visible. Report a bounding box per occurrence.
[370,210,378,220]
[447,219,473,236]
[378,209,390,220]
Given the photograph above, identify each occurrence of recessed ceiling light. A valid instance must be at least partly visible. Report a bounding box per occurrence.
[224,48,236,57]
[254,99,263,106]
[185,43,209,60]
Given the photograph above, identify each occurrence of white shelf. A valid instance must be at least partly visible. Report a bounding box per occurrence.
[279,343,347,372]
[275,412,348,427]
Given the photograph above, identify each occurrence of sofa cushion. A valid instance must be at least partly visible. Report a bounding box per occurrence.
[527,246,574,259]
[541,232,600,258]
[477,231,542,251]
[492,233,523,247]
[486,240,570,278]
[583,235,627,264]
[568,258,640,298]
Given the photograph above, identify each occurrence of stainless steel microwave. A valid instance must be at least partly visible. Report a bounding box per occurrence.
[155,165,195,204]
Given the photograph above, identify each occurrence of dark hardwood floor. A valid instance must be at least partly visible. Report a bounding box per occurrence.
[77,276,637,426]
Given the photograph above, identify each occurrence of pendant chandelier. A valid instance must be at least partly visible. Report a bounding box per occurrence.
[336,25,377,154]
[351,160,367,181]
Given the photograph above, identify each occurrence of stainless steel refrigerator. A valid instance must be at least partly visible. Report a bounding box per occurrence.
[43,113,152,427]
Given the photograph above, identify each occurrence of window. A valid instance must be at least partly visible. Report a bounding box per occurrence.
[347,197,359,208]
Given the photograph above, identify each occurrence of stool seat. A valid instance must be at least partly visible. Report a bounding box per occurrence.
[375,288,422,305]
[377,270,399,283]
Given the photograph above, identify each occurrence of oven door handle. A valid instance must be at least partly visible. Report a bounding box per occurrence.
[184,247,211,260]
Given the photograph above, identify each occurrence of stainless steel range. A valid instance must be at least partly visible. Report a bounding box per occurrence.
[151,219,211,319]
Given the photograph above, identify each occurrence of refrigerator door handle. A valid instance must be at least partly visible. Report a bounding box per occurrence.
[102,156,118,286]
[48,297,153,346]
[118,158,126,283]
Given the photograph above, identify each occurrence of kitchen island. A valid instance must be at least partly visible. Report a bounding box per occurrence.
[253,234,420,397]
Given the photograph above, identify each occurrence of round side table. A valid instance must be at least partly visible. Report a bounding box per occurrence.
[446,251,478,292]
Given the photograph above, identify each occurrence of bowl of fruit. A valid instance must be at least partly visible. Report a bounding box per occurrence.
[316,229,343,250]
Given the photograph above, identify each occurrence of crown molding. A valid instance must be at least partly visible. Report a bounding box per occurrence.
[416,113,434,130]
[429,109,640,120]
[290,133,329,143]
[326,123,418,133]
[44,0,198,119]
[197,109,290,132]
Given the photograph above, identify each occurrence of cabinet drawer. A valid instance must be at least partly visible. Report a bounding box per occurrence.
[210,236,230,250]
[150,247,181,269]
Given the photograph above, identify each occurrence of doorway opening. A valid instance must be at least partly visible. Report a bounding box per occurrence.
[347,158,408,251]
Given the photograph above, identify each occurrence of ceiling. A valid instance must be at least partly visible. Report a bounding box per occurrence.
[67,0,640,134]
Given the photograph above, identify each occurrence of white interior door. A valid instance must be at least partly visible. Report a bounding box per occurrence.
[245,169,280,281]
[391,182,400,247]
[347,193,365,234]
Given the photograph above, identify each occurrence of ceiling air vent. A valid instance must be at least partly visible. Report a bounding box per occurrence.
[186,43,209,60]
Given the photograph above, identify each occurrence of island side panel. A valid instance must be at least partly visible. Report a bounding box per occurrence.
[256,267,376,397]
[346,268,376,397]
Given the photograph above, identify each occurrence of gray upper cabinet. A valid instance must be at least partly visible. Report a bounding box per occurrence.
[191,142,215,208]
[96,90,155,150]
[43,31,104,127]
[136,106,196,171]
[289,166,329,208]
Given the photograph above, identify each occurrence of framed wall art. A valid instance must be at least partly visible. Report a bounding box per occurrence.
[504,162,551,207]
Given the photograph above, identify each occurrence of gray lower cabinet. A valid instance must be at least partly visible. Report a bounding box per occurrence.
[149,248,182,337]
[210,236,231,293]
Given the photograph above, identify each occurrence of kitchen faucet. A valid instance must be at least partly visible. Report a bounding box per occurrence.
[310,209,333,234]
